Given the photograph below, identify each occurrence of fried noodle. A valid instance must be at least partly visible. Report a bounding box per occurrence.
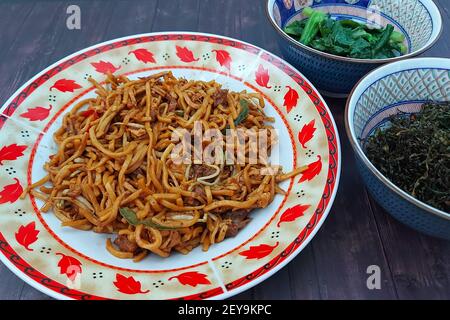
[24,72,307,261]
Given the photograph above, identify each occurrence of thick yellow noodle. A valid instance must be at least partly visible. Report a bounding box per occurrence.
[25,72,307,260]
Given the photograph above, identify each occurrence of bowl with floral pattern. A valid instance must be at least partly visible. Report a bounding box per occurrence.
[345,57,450,239]
[266,0,443,97]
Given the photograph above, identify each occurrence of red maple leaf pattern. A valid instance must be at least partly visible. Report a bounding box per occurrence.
[255,64,272,89]
[169,271,211,287]
[129,48,156,64]
[298,119,316,148]
[113,274,150,294]
[277,204,311,227]
[0,144,27,165]
[284,86,299,113]
[299,155,322,183]
[0,178,23,204]
[91,60,121,74]
[239,242,279,260]
[212,49,232,70]
[50,79,82,92]
[176,46,199,63]
[15,222,39,251]
[20,105,52,121]
[56,253,82,281]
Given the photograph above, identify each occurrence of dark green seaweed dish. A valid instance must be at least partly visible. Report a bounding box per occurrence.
[365,102,450,213]
[284,7,407,59]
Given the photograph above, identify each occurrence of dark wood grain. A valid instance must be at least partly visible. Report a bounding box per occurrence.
[0,0,121,300]
[0,0,449,300]
[0,1,35,58]
[309,107,398,299]
[364,0,450,300]
[198,0,242,38]
[368,196,450,299]
[106,0,158,39]
[0,2,66,104]
[151,0,200,32]
[430,0,450,57]
[0,1,71,299]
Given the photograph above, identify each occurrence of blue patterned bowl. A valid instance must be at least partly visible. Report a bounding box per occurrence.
[345,57,450,240]
[266,0,443,97]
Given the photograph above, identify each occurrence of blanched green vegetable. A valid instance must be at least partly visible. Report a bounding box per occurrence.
[221,99,249,134]
[119,207,178,230]
[390,30,405,43]
[299,8,327,45]
[234,99,249,126]
[283,7,407,59]
[284,20,306,37]
[372,24,394,54]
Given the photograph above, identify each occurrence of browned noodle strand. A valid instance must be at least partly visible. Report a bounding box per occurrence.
[26,72,307,260]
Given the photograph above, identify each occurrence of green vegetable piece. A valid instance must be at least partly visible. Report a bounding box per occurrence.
[388,41,406,56]
[221,99,250,134]
[349,38,372,58]
[234,99,249,126]
[332,22,354,48]
[398,43,408,54]
[390,30,405,43]
[339,19,361,29]
[318,17,334,37]
[302,6,314,18]
[372,24,394,55]
[351,27,368,39]
[330,44,348,56]
[119,207,178,230]
[310,39,327,51]
[362,27,380,43]
[351,26,372,40]
[284,20,305,37]
[299,8,327,46]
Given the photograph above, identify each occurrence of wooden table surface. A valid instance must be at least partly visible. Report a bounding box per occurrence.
[0,0,449,300]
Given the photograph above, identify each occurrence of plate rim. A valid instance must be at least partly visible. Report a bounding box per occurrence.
[0,31,342,300]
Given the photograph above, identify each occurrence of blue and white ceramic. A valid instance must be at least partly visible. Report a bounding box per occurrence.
[266,0,443,97]
[346,57,450,240]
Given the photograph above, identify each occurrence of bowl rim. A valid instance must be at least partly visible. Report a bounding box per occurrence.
[265,0,443,64]
[345,57,450,221]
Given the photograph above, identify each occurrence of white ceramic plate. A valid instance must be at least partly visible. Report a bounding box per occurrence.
[0,32,340,300]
